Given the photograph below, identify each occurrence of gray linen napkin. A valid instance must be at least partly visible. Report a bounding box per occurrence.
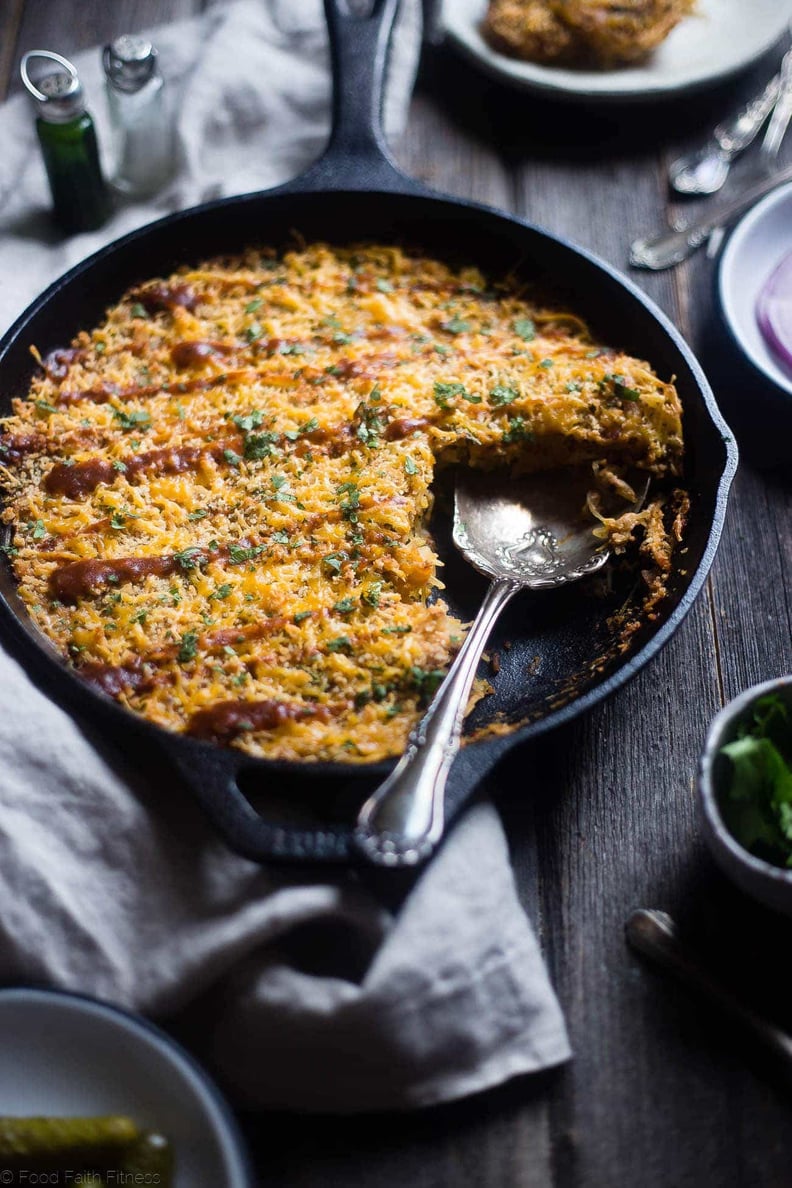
[0,0,570,1111]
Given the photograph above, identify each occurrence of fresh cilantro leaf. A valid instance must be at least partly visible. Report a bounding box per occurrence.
[513,318,536,341]
[489,384,518,406]
[440,316,471,335]
[177,630,199,664]
[112,406,151,431]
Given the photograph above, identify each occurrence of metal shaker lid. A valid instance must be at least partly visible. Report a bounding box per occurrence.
[103,36,158,94]
[20,51,86,123]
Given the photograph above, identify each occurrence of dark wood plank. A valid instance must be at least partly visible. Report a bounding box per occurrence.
[0,0,25,100]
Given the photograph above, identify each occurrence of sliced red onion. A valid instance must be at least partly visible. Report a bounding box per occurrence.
[757,249,792,374]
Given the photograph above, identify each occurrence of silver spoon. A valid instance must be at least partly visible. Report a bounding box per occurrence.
[668,72,780,197]
[354,467,648,868]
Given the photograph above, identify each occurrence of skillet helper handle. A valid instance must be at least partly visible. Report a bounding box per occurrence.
[292,0,405,191]
[354,578,520,867]
[162,741,354,864]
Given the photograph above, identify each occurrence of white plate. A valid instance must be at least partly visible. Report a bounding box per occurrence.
[718,181,792,399]
[442,0,791,102]
[0,988,253,1188]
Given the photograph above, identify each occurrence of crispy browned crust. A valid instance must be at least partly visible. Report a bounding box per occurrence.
[484,0,695,68]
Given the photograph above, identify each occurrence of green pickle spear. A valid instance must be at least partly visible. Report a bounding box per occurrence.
[0,1115,139,1166]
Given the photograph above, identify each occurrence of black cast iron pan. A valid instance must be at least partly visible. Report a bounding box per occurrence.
[0,0,737,864]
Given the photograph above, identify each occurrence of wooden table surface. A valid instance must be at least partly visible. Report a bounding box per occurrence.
[2,2,792,1185]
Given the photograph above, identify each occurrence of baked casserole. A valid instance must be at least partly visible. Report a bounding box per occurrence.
[0,244,685,762]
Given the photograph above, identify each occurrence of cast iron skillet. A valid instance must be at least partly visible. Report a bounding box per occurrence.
[0,0,737,864]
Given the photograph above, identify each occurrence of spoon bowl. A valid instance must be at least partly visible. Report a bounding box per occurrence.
[453,467,617,587]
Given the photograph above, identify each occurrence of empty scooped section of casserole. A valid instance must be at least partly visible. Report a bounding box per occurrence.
[0,244,684,762]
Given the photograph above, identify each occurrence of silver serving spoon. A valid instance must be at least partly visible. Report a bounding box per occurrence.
[354,467,648,867]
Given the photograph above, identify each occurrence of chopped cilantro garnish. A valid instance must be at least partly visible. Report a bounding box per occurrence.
[271,530,290,545]
[174,546,205,572]
[434,380,467,409]
[539,358,554,369]
[293,610,312,623]
[35,399,58,415]
[719,694,792,868]
[411,665,445,704]
[337,481,360,521]
[489,384,518,406]
[211,584,232,600]
[223,449,241,466]
[232,410,264,432]
[323,552,346,574]
[503,416,532,444]
[245,431,279,460]
[404,456,418,476]
[112,406,151,432]
[31,520,45,540]
[112,460,127,473]
[440,316,471,335]
[188,509,208,521]
[228,543,265,564]
[376,279,393,293]
[333,597,356,614]
[177,630,199,664]
[245,322,263,342]
[326,636,351,653]
[383,625,412,634]
[110,513,126,531]
[130,302,147,318]
[362,581,382,608]
[245,298,263,314]
[513,318,536,341]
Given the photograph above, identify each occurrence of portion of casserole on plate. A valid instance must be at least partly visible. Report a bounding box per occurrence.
[484,0,695,68]
[0,245,685,762]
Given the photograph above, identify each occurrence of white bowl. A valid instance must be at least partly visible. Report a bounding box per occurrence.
[0,988,253,1187]
[718,182,792,401]
[699,677,792,917]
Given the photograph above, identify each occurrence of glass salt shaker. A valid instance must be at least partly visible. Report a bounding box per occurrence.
[20,50,110,234]
[103,35,174,198]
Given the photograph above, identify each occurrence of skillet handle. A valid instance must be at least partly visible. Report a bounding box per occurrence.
[160,737,356,864]
[287,0,416,193]
[157,728,506,867]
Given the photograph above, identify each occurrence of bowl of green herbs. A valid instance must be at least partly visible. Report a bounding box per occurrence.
[699,677,792,914]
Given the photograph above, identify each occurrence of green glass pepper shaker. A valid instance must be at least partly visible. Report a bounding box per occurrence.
[20,50,111,234]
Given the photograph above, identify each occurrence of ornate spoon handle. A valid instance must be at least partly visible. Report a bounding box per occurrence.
[353,577,520,867]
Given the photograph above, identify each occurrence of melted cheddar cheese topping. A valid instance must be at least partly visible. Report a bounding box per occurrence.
[0,244,683,761]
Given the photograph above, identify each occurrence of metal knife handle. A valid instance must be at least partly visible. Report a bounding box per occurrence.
[715,74,780,156]
[631,161,792,270]
[626,910,792,1068]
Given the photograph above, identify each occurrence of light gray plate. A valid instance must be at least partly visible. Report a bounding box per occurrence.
[442,0,790,103]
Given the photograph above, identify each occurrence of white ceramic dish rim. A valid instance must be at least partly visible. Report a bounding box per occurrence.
[699,676,792,890]
[0,986,255,1187]
[718,181,792,400]
[441,0,790,102]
